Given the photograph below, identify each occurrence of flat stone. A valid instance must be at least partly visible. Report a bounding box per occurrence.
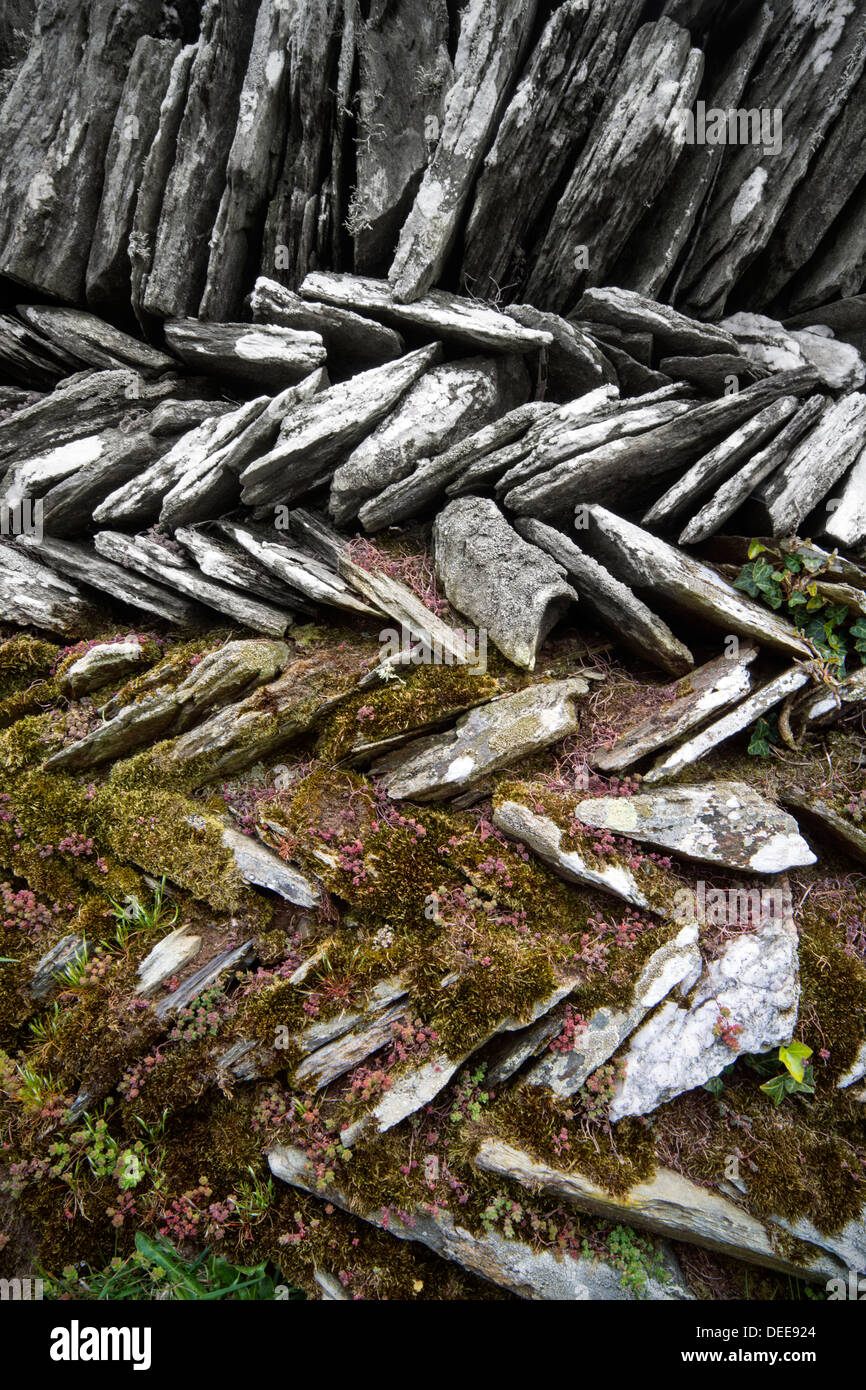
[584,506,812,658]
[642,666,813,785]
[358,402,549,532]
[93,532,295,637]
[45,638,289,772]
[0,541,97,637]
[575,287,738,358]
[248,278,404,369]
[610,889,800,1119]
[493,797,653,912]
[218,824,321,907]
[521,924,702,1099]
[16,534,203,628]
[678,394,827,545]
[239,344,441,507]
[473,1140,847,1283]
[299,272,552,354]
[340,982,577,1146]
[641,395,801,531]
[515,519,694,678]
[571,782,815,874]
[17,306,175,379]
[153,940,256,1020]
[750,392,866,537]
[330,356,528,526]
[821,441,866,551]
[136,926,203,998]
[163,319,326,390]
[592,647,759,773]
[372,677,590,803]
[28,936,87,1001]
[60,639,151,699]
[780,790,866,870]
[268,1142,682,1300]
[387,0,540,303]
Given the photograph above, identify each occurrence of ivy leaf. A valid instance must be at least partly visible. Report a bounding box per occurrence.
[748,540,770,559]
[760,1074,789,1106]
[779,1040,812,1082]
[748,717,775,758]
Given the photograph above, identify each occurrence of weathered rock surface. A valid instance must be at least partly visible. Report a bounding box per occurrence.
[643,666,813,786]
[493,797,654,913]
[515,519,694,678]
[269,1143,682,1300]
[136,925,203,999]
[473,1141,849,1282]
[142,0,260,319]
[610,898,800,1120]
[198,1,296,322]
[572,783,815,874]
[358,402,548,532]
[387,0,539,303]
[0,0,163,300]
[432,499,576,670]
[249,278,404,369]
[592,647,759,773]
[299,272,551,354]
[239,345,440,506]
[504,372,817,518]
[59,639,151,699]
[641,396,801,531]
[372,677,591,803]
[676,1,866,320]
[163,320,326,390]
[129,41,197,323]
[750,393,866,537]
[93,532,295,637]
[45,638,289,772]
[521,925,702,1100]
[461,0,644,301]
[16,534,203,628]
[157,645,367,780]
[821,442,866,551]
[329,357,528,526]
[0,539,97,636]
[525,21,703,311]
[678,395,827,545]
[85,36,180,308]
[584,507,812,658]
[17,306,175,379]
[350,0,452,275]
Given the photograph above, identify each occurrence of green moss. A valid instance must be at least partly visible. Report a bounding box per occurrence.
[0,635,58,700]
[315,661,500,760]
[651,1082,866,1236]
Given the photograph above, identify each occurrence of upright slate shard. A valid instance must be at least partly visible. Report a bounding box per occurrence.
[388,0,540,303]
[143,0,260,319]
[0,0,163,301]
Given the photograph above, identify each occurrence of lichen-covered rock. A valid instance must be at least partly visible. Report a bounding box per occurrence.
[329,356,529,526]
[610,891,800,1119]
[433,499,576,670]
[372,677,591,802]
[520,925,701,1098]
[571,782,815,874]
[59,639,151,699]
